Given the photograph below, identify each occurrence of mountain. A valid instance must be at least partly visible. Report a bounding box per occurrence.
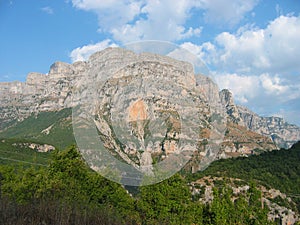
[220,89,300,149]
[0,61,83,130]
[0,47,299,170]
[237,105,300,149]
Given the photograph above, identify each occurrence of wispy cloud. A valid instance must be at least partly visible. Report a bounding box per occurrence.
[41,6,54,15]
[199,0,259,26]
[275,4,283,17]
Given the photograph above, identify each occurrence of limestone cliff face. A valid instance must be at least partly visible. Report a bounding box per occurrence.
[219,89,243,126]
[71,48,215,175]
[0,47,299,154]
[0,61,86,130]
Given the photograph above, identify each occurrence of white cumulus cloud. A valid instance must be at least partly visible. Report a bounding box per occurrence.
[215,73,261,103]
[71,0,257,43]
[259,73,289,95]
[217,73,298,125]
[209,15,300,74]
[214,72,300,113]
[72,0,144,31]
[69,39,118,62]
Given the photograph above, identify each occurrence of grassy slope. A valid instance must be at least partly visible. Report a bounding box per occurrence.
[0,138,50,166]
[0,108,75,149]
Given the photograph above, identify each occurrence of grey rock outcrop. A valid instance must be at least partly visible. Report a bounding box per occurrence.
[0,61,87,130]
[12,142,55,152]
[219,89,243,125]
[190,176,299,225]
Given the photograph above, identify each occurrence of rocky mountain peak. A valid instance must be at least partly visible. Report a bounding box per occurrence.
[219,89,244,126]
[49,61,74,76]
[220,89,234,105]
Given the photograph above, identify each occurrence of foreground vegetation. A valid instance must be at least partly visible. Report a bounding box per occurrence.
[0,142,299,224]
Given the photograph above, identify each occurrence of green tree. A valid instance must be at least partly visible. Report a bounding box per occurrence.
[209,186,234,225]
[137,173,195,224]
[246,182,270,225]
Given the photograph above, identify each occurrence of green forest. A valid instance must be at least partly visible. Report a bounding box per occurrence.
[0,142,300,224]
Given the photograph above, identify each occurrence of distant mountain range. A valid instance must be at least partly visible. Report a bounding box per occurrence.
[0,48,299,170]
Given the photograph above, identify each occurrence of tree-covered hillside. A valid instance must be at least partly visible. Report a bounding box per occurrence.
[187,142,300,201]
[0,143,300,224]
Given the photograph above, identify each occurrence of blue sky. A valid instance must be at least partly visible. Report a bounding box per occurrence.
[1,0,300,125]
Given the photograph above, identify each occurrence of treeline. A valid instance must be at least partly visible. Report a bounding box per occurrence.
[0,146,139,224]
[0,146,277,225]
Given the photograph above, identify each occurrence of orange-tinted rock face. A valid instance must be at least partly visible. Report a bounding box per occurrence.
[128,99,147,122]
